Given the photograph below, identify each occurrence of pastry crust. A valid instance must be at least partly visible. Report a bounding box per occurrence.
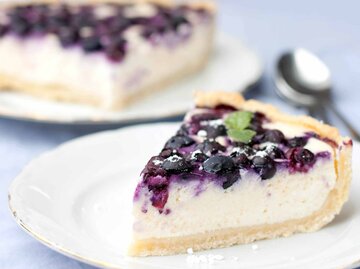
[129,91,352,256]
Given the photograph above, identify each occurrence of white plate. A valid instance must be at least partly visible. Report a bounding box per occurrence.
[0,33,262,125]
[9,123,360,269]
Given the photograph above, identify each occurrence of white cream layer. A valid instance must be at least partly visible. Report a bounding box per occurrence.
[0,13,213,108]
[133,123,336,240]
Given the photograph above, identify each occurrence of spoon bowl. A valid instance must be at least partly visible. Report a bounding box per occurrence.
[274,48,360,140]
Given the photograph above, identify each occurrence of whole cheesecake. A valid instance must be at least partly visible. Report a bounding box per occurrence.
[0,0,215,109]
[130,91,352,256]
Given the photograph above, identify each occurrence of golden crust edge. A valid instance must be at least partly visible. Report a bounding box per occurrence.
[129,91,352,256]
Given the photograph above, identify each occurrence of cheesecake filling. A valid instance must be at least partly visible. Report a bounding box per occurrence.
[133,105,338,239]
[0,3,213,107]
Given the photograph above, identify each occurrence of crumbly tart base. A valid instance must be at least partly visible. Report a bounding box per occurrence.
[129,91,352,256]
[0,0,214,110]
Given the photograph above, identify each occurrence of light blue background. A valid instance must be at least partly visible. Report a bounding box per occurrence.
[1,1,360,268]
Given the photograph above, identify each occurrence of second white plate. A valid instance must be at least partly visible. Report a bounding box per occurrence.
[0,33,262,125]
[8,123,360,269]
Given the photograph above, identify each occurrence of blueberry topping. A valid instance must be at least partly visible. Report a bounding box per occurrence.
[204,124,227,138]
[159,149,174,158]
[81,35,103,52]
[164,135,195,149]
[0,3,201,62]
[263,129,285,143]
[150,188,168,209]
[203,156,235,174]
[267,147,286,159]
[58,27,79,47]
[287,137,308,148]
[191,151,208,162]
[196,140,225,155]
[191,112,219,123]
[293,148,315,166]
[252,156,276,180]
[161,156,192,174]
[233,153,251,168]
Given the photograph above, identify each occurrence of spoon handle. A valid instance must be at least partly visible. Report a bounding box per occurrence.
[324,101,360,141]
[308,105,330,124]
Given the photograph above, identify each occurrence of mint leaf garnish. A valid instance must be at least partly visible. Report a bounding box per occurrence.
[227,129,256,143]
[224,111,255,143]
[224,111,253,130]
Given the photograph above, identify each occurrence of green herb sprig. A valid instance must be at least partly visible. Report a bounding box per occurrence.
[224,111,256,143]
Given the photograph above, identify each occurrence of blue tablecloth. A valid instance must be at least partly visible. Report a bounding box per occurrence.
[1,1,360,268]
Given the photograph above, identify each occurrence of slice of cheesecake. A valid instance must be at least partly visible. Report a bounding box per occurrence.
[130,91,352,256]
[0,1,215,109]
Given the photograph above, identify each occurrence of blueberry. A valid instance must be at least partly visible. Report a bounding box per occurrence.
[170,15,188,30]
[161,157,192,174]
[164,135,195,149]
[191,112,218,123]
[263,129,285,143]
[147,175,168,190]
[230,145,255,157]
[203,155,235,174]
[191,151,208,162]
[159,149,174,158]
[10,17,30,36]
[58,27,79,47]
[81,35,103,52]
[142,156,166,178]
[150,188,168,209]
[0,25,9,37]
[222,172,239,189]
[287,137,307,148]
[204,124,227,138]
[252,156,276,180]
[176,124,189,136]
[213,104,237,115]
[110,17,131,32]
[233,153,251,168]
[251,133,265,144]
[267,147,285,159]
[105,46,125,62]
[293,148,315,165]
[196,140,225,155]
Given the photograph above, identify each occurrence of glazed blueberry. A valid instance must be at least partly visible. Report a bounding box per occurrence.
[58,27,79,47]
[81,35,103,52]
[287,137,307,148]
[147,175,168,190]
[170,15,188,30]
[176,124,189,136]
[203,155,235,174]
[213,104,237,115]
[0,25,9,37]
[263,129,285,143]
[204,124,227,138]
[233,153,251,168]
[159,149,174,158]
[267,147,285,159]
[142,156,166,177]
[164,135,195,149]
[196,140,225,155]
[222,172,239,189]
[150,188,168,209]
[252,156,276,180]
[161,157,192,174]
[230,145,255,157]
[191,112,218,123]
[293,148,315,166]
[191,151,208,162]
[105,45,125,62]
[10,17,30,36]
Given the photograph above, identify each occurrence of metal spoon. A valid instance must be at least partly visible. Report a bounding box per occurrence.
[274,48,360,140]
